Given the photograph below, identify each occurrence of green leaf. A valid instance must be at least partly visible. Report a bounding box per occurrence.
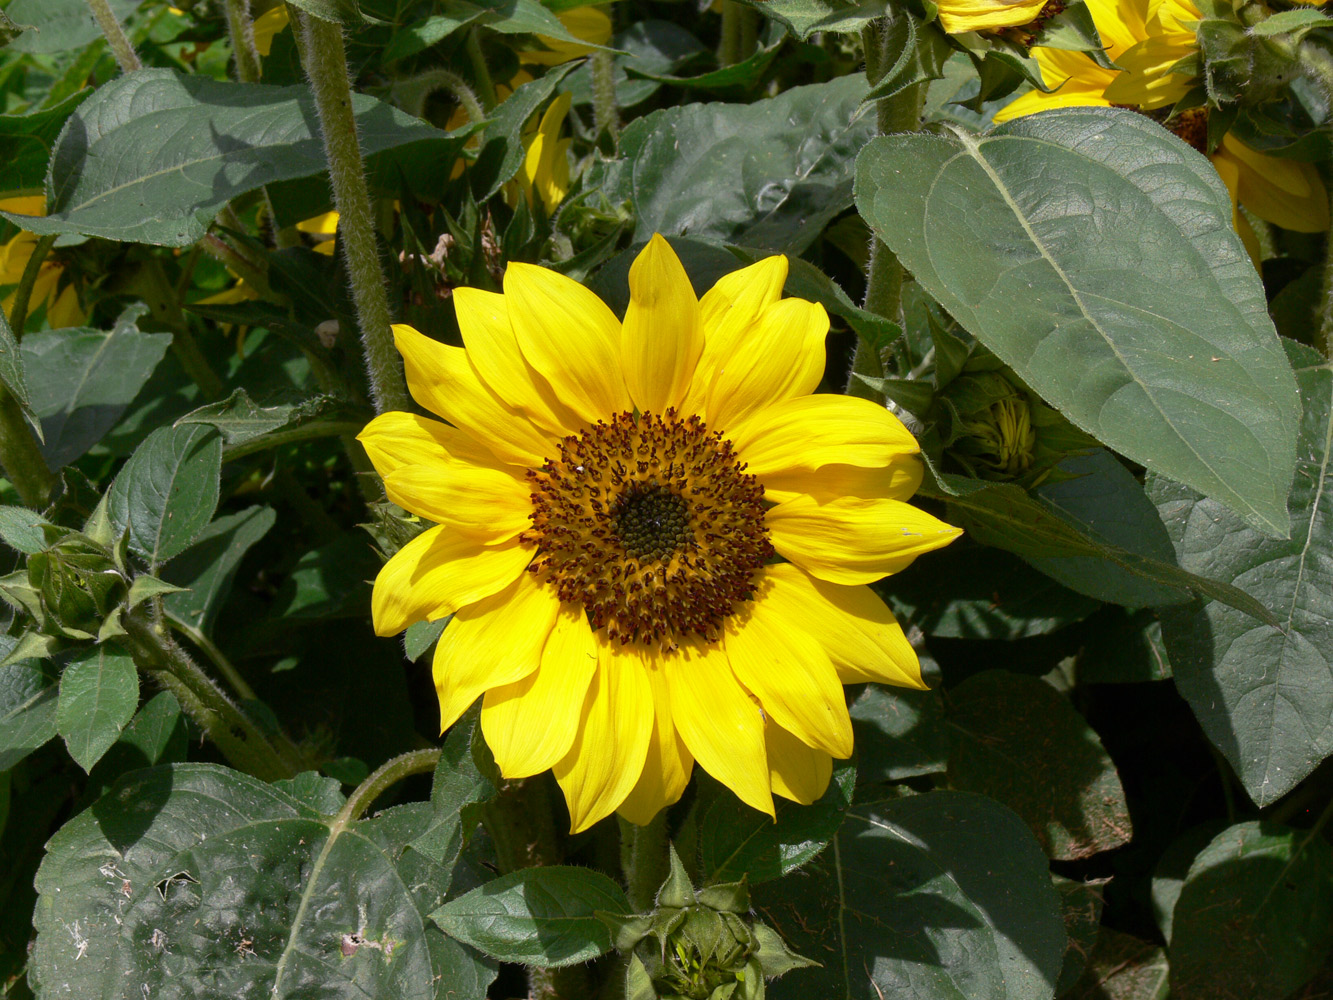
[3,0,136,53]
[284,0,363,24]
[163,506,276,634]
[116,691,186,767]
[855,108,1300,537]
[21,304,172,469]
[55,643,139,772]
[1054,876,1109,995]
[382,9,487,62]
[108,424,223,567]
[471,63,579,201]
[1069,929,1170,999]
[0,505,52,555]
[30,763,496,1000]
[1078,608,1173,683]
[564,20,708,110]
[431,866,631,967]
[0,90,90,190]
[174,389,367,460]
[760,791,1067,999]
[408,715,495,886]
[850,684,948,781]
[702,759,855,884]
[0,307,37,438]
[5,69,469,246]
[1168,821,1333,1000]
[737,0,885,39]
[404,618,449,662]
[1151,345,1333,806]
[947,671,1132,860]
[627,21,785,90]
[125,575,187,609]
[620,75,873,255]
[923,474,1279,626]
[0,636,59,770]
[465,0,613,46]
[863,8,953,102]
[1248,7,1330,38]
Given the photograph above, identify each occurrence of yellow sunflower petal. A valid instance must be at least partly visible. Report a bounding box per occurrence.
[359,411,458,476]
[686,255,788,413]
[0,194,45,216]
[767,717,833,805]
[1220,135,1330,233]
[622,235,704,415]
[763,563,925,689]
[480,603,598,778]
[725,591,852,757]
[392,323,555,467]
[936,0,1047,34]
[617,650,694,826]
[704,297,828,432]
[0,232,37,284]
[504,263,631,424]
[1100,37,1195,110]
[370,527,531,636]
[46,280,85,329]
[384,463,530,543]
[763,455,924,505]
[553,641,655,833]
[451,287,581,437]
[665,642,773,818]
[729,394,919,477]
[767,495,962,585]
[434,571,562,731]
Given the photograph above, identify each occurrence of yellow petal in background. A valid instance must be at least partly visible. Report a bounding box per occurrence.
[622,234,703,415]
[705,297,828,432]
[617,649,694,826]
[392,323,555,467]
[520,4,613,65]
[504,262,631,424]
[762,563,925,689]
[725,597,853,757]
[554,642,655,833]
[665,642,773,818]
[766,717,833,805]
[768,495,962,585]
[252,4,290,58]
[482,604,599,778]
[434,571,562,731]
[1217,134,1329,233]
[371,527,531,636]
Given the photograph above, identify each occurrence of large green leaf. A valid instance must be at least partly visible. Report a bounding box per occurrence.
[760,791,1067,1000]
[850,683,949,781]
[30,763,495,999]
[1068,930,1169,999]
[620,75,873,254]
[431,866,631,968]
[701,760,855,884]
[0,636,58,771]
[163,506,277,634]
[947,671,1132,860]
[856,108,1300,537]
[4,0,136,53]
[108,424,223,567]
[0,91,90,192]
[1168,821,1333,1000]
[470,64,578,201]
[21,305,171,469]
[5,69,467,246]
[1150,344,1333,806]
[55,643,139,772]
[737,0,884,39]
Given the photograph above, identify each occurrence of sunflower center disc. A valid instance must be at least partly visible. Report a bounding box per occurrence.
[523,409,772,649]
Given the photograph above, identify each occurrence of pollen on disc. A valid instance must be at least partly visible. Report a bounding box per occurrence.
[522,409,772,649]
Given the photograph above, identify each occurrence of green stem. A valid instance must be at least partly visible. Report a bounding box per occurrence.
[0,389,54,508]
[619,812,669,912]
[121,608,301,780]
[719,0,743,66]
[465,28,498,111]
[337,748,441,822]
[738,6,758,61]
[166,613,258,701]
[296,13,411,415]
[140,258,226,400]
[7,233,57,338]
[393,68,485,126]
[224,0,262,83]
[201,232,273,298]
[85,0,141,73]
[591,50,620,145]
[1317,184,1333,360]
[224,419,367,462]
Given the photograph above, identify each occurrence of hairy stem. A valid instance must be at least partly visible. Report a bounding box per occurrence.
[224,0,261,83]
[296,13,410,414]
[1318,186,1333,360]
[85,0,141,73]
[619,812,669,912]
[393,68,486,126]
[465,28,498,110]
[121,608,301,781]
[0,388,54,509]
[7,233,58,338]
[337,748,441,822]
[591,50,620,144]
[719,0,743,66]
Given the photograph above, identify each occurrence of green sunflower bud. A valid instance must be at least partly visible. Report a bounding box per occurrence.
[26,533,127,636]
[602,846,816,1000]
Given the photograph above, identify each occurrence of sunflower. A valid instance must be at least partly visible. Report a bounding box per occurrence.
[359,236,960,832]
[1101,0,1201,110]
[936,0,1049,34]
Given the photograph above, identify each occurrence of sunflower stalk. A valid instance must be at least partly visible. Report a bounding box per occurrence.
[591,50,620,144]
[84,0,141,73]
[620,812,670,912]
[465,27,498,111]
[1318,180,1333,360]
[850,18,926,401]
[7,233,57,338]
[393,68,485,127]
[295,12,411,415]
[223,0,261,83]
[0,387,54,508]
[120,607,302,781]
[338,748,441,821]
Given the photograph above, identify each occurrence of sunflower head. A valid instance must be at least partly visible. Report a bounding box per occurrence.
[360,234,960,831]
